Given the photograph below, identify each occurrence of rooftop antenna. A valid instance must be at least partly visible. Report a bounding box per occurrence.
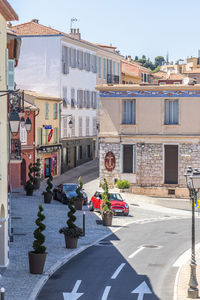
[70,17,78,29]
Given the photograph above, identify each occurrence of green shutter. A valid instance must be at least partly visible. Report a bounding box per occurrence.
[45,129,48,144]
[54,128,58,143]
[53,103,56,119]
[41,128,43,144]
[45,103,49,119]
[57,103,59,119]
[37,128,41,145]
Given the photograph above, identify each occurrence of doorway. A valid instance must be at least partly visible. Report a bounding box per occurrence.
[164,145,178,184]
[21,159,26,185]
[74,147,77,167]
[44,158,51,178]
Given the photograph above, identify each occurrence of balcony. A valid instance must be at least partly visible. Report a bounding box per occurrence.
[107,74,120,84]
[11,139,21,160]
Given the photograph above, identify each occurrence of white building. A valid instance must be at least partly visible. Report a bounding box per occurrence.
[12,20,122,171]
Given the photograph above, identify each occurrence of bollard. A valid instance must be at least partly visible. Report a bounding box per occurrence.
[1,287,5,300]
[82,212,85,236]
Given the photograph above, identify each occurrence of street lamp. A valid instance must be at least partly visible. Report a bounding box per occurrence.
[68,119,73,129]
[9,111,20,134]
[25,117,32,132]
[184,167,200,298]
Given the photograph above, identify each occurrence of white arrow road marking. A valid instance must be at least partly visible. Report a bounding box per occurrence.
[111,263,126,279]
[63,280,84,300]
[128,246,144,259]
[101,286,111,300]
[131,281,152,300]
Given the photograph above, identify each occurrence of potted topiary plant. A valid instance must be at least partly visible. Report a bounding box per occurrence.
[59,197,83,248]
[28,204,47,274]
[43,168,53,204]
[101,178,114,226]
[75,176,84,210]
[24,163,34,196]
[33,159,42,190]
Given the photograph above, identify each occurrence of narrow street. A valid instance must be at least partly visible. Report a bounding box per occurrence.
[37,217,198,300]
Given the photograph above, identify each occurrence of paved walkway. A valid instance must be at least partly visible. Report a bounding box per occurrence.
[0,159,199,300]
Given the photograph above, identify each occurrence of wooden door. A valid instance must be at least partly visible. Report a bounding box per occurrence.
[164,145,178,184]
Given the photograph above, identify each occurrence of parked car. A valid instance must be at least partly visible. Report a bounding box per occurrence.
[53,183,88,205]
[89,190,129,216]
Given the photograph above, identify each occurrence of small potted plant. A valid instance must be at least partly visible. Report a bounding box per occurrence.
[24,163,34,196]
[43,168,53,204]
[75,176,84,210]
[101,178,114,226]
[33,159,42,190]
[28,204,47,274]
[59,197,83,248]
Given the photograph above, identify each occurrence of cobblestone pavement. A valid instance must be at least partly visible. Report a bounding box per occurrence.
[0,159,196,300]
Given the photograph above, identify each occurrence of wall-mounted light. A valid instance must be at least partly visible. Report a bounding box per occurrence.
[9,111,20,134]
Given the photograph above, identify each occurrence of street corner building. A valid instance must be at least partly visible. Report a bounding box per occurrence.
[97,84,200,198]
[0,0,18,267]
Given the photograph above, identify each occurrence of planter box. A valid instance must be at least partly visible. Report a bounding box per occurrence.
[28,251,47,274]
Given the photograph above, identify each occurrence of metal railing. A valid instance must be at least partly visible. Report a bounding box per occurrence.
[107,74,119,84]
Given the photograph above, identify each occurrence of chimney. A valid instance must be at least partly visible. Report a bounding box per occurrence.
[69,28,81,40]
[127,55,132,62]
[32,19,39,24]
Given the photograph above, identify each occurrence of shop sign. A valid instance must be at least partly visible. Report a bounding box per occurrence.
[48,129,53,142]
[44,125,52,129]
[105,151,115,172]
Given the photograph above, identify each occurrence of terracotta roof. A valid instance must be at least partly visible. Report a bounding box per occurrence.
[11,21,62,36]
[11,21,122,58]
[24,90,62,101]
[24,99,39,111]
[0,0,18,21]
[183,69,200,74]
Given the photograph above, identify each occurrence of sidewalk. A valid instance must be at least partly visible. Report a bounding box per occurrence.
[0,166,198,300]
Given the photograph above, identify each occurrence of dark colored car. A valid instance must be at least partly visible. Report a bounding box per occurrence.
[89,190,129,216]
[53,183,88,205]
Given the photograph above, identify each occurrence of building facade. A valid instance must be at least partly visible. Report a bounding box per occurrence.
[24,91,61,178]
[0,0,18,267]
[97,84,200,198]
[11,21,123,172]
[9,100,38,188]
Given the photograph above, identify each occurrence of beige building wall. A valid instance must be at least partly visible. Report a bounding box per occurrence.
[97,84,200,197]
[0,13,9,267]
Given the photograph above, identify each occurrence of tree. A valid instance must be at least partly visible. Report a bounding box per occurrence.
[154,56,165,67]
[32,205,46,253]
[134,56,139,61]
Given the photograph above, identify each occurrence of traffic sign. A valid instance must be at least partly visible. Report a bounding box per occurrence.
[48,129,53,142]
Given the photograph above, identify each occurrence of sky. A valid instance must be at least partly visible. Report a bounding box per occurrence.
[8,0,200,63]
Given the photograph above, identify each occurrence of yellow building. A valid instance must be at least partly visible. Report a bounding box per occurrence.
[24,90,62,178]
[0,0,18,267]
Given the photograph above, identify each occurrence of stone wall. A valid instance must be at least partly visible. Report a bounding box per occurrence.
[136,143,163,187]
[100,143,121,187]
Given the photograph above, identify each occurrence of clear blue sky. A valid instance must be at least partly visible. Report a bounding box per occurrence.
[9,0,200,63]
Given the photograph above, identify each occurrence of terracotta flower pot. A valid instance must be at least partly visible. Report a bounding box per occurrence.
[26,189,34,196]
[102,212,113,226]
[28,251,47,274]
[64,235,78,249]
[75,198,83,210]
[43,192,52,204]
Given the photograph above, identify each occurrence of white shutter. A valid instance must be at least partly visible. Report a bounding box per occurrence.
[20,124,27,144]
[7,59,15,90]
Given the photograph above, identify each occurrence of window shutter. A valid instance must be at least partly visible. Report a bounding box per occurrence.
[173,100,179,124]
[84,52,87,70]
[7,59,15,90]
[57,103,59,119]
[80,50,83,70]
[69,47,72,67]
[37,128,41,145]
[45,129,48,144]
[83,91,87,108]
[93,92,97,109]
[103,58,106,79]
[45,103,49,119]
[77,50,80,69]
[54,128,58,143]
[74,49,77,68]
[165,100,170,124]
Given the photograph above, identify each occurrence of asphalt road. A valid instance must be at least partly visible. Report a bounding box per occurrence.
[37,217,200,300]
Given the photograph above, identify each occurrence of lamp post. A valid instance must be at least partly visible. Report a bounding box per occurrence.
[184,167,200,298]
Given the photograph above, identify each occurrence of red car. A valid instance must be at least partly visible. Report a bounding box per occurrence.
[89,190,129,216]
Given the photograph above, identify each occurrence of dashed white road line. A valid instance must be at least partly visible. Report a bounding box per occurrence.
[111,263,126,279]
[128,246,144,259]
[101,286,111,300]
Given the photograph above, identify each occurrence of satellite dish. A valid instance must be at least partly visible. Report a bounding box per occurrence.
[183,77,189,85]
